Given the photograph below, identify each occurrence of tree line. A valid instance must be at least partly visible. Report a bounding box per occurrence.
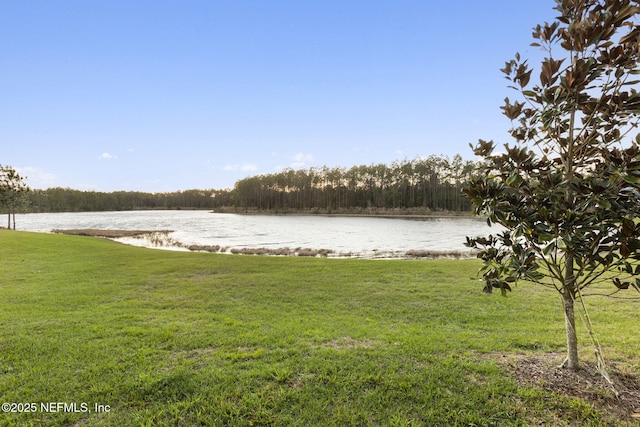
[233,155,477,213]
[6,154,478,214]
[25,188,233,212]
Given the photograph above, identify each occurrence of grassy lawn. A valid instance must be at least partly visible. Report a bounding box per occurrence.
[0,230,638,426]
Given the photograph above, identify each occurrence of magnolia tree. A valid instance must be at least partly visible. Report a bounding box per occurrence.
[0,165,29,230]
[464,0,640,370]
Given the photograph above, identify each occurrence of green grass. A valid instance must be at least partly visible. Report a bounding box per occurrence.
[0,230,638,426]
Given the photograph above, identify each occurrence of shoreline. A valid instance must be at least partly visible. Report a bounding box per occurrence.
[51,228,172,238]
[22,207,476,220]
[211,208,475,220]
[51,228,478,260]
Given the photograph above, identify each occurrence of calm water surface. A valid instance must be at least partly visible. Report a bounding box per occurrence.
[16,211,495,258]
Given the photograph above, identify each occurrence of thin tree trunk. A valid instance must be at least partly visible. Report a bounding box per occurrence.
[562,75,579,370]
[563,292,579,368]
[563,255,579,369]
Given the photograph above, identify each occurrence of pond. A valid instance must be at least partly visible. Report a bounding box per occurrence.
[15,210,497,258]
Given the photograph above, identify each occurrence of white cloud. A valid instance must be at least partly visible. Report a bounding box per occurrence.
[16,166,58,188]
[290,152,314,169]
[292,152,314,163]
[223,163,258,172]
[99,152,117,160]
[76,183,100,191]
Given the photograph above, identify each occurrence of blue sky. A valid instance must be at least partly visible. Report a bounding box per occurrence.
[1,1,555,192]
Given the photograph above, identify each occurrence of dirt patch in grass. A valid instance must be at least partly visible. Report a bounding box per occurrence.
[491,352,640,424]
[320,336,379,350]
